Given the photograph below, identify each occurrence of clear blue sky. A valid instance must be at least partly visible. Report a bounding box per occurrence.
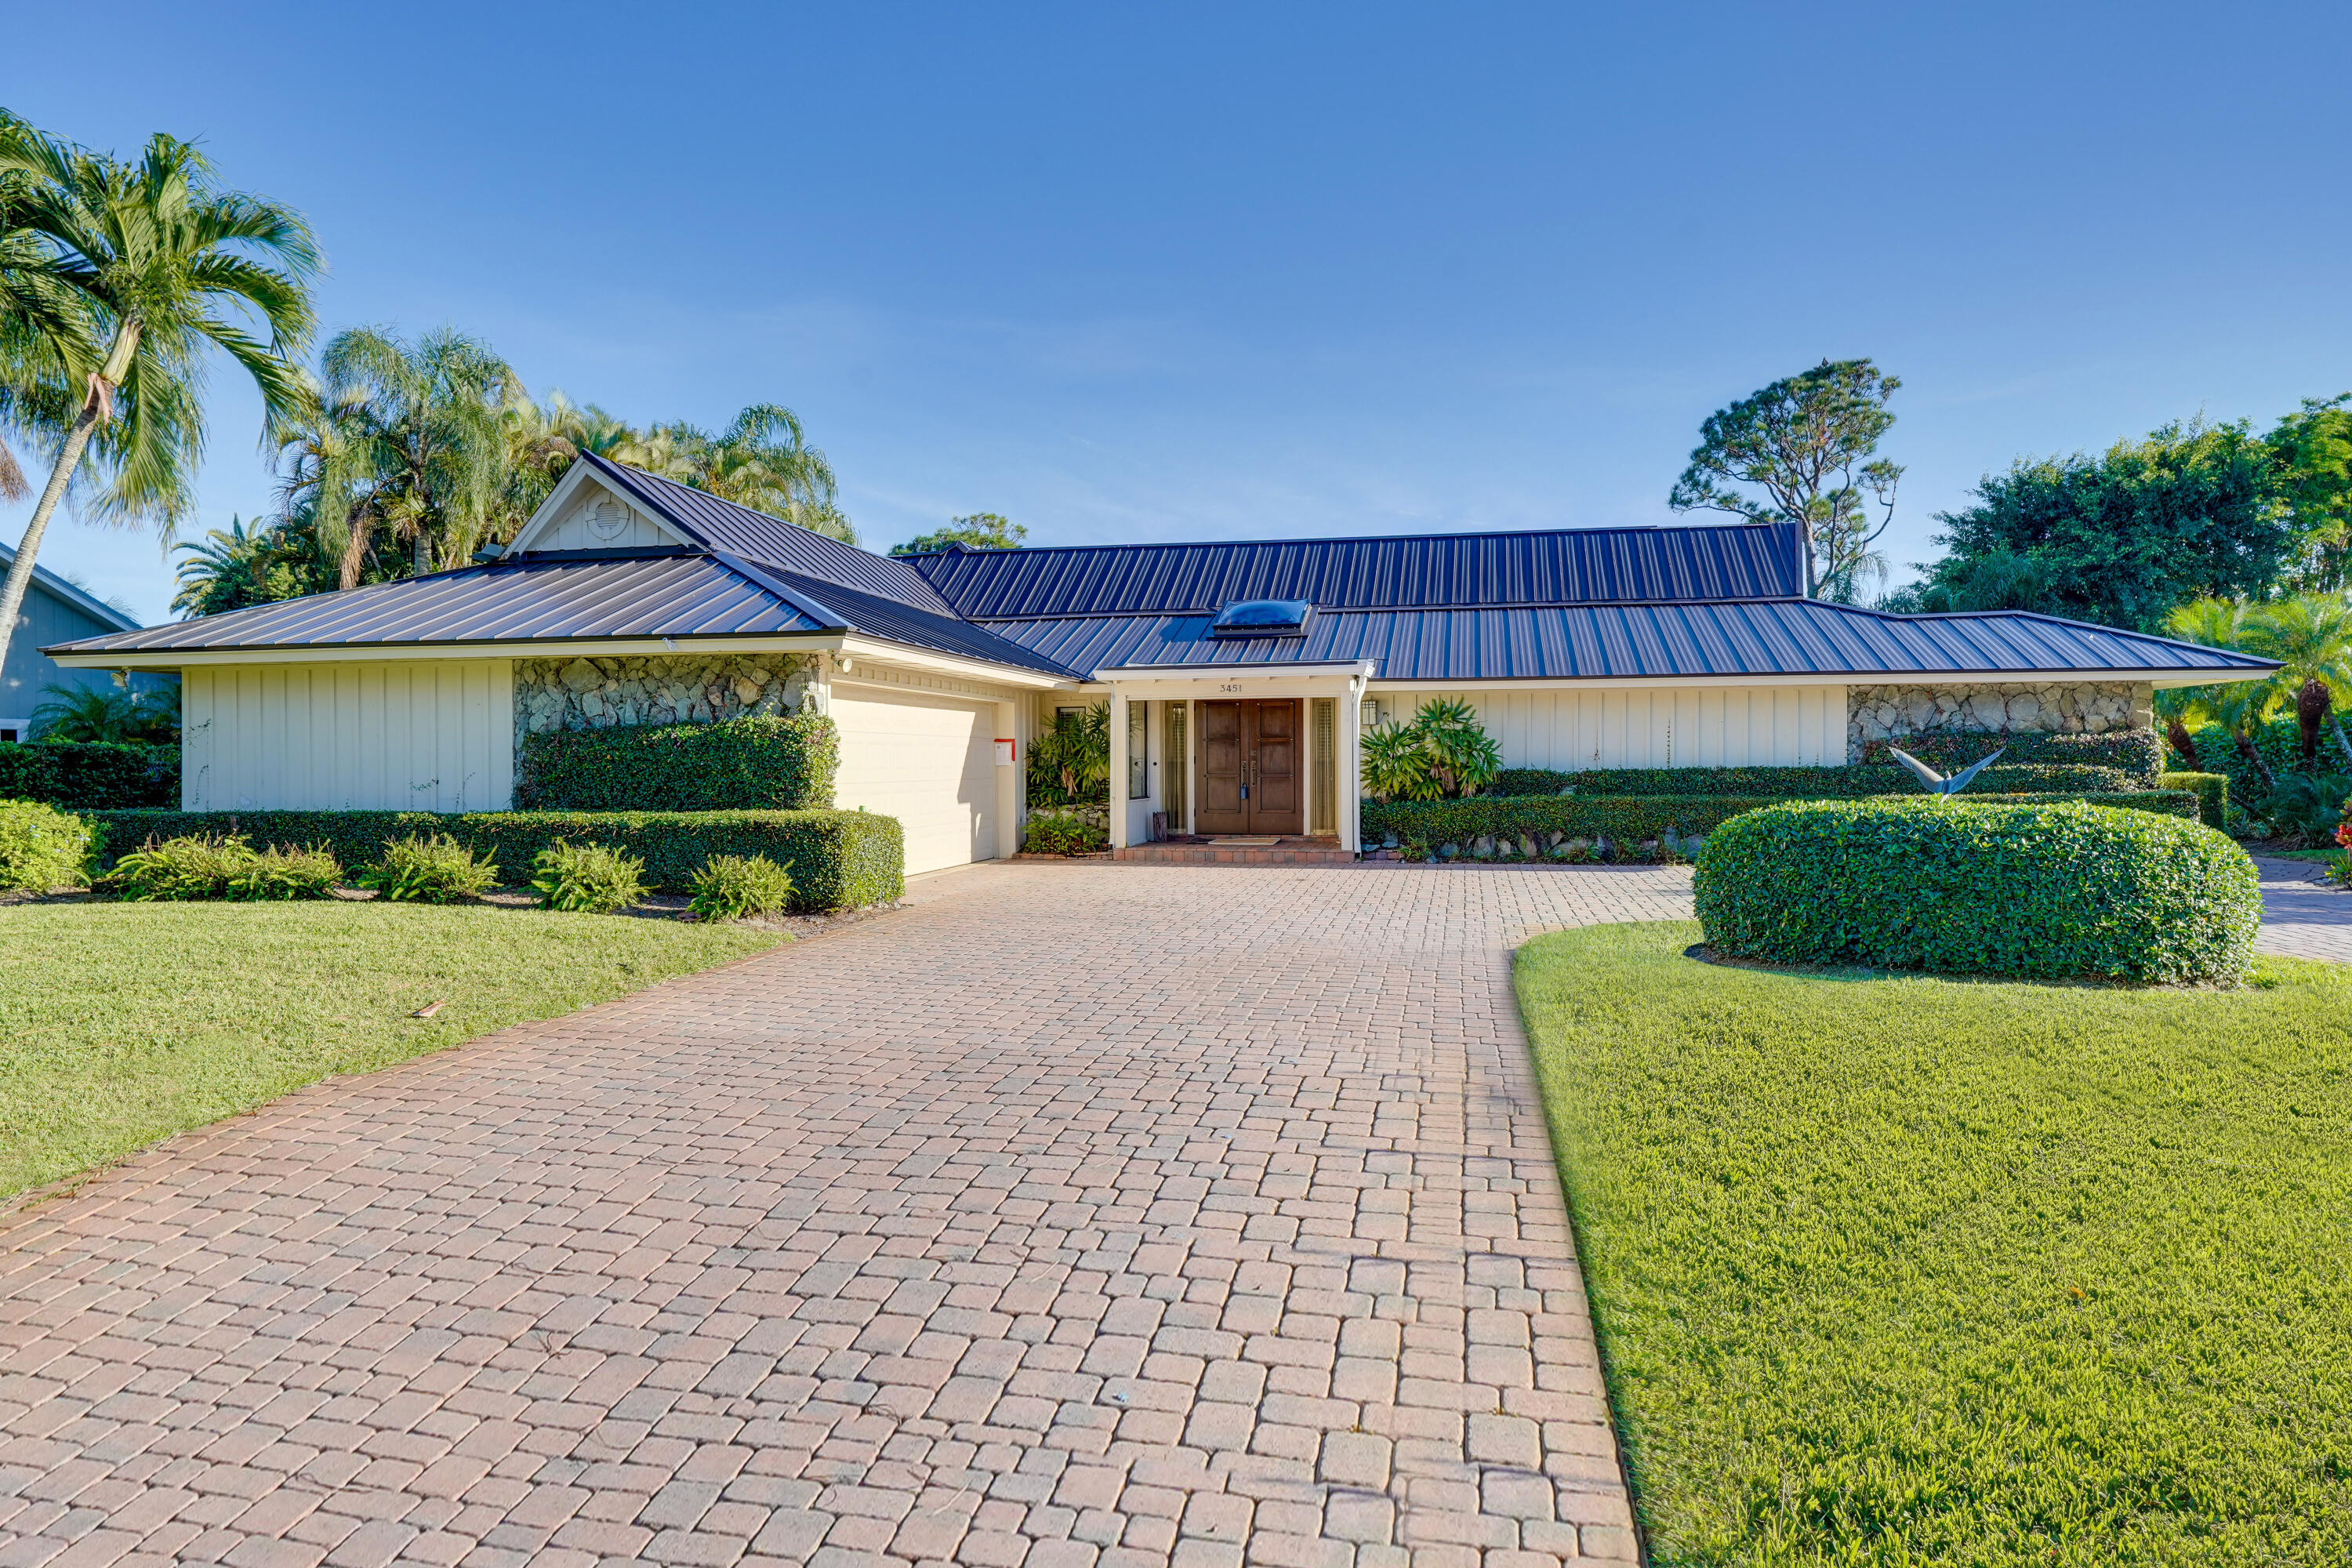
[9,1,2350,624]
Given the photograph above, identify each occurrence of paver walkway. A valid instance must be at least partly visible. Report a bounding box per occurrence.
[0,863,1697,1568]
[2252,856,2352,964]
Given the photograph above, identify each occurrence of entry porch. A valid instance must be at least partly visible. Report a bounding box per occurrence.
[1087,661,1374,855]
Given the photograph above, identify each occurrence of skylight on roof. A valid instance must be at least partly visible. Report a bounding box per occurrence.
[1209,598,1313,638]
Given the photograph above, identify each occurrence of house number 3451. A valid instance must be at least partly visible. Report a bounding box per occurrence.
[1218,682,1243,693]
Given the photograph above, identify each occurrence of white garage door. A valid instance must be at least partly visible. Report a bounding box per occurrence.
[829,684,999,875]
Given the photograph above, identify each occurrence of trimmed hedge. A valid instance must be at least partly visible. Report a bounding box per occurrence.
[87,808,902,912]
[1363,789,2198,851]
[2158,771,2229,830]
[1493,756,2143,800]
[1692,799,2259,982]
[1856,728,2164,782]
[0,741,176,808]
[515,714,838,811]
[1542,763,2135,798]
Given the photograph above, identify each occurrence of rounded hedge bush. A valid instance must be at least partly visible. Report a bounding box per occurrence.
[1692,799,2260,983]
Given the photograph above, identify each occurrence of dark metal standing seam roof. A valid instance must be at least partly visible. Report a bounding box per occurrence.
[906,520,1806,618]
[582,453,964,615]
[972,599,2278,683]
[718,557,1083,677]
[43,554,838,654]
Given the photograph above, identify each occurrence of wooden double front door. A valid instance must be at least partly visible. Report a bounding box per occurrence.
[1196,699,1302,836]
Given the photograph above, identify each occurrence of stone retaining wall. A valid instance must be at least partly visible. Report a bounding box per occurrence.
[514,654,819,741]
[1846,681,2152,761]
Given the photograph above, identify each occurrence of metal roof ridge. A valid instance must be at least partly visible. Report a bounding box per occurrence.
[1803,599,2281,666]
[898,517,1795,560]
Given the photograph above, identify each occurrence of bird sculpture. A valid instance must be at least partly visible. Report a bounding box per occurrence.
[1887,744,2005,795]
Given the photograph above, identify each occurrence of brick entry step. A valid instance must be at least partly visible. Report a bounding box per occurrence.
[1115,836,1356,866]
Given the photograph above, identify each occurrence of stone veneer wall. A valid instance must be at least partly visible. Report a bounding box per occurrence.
[1846,681,2152,762]
[514,653,820,742]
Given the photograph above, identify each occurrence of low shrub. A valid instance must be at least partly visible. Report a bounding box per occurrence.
[1364,789,2198,854]
[359,833,499,903]
[1693,799,2259,982]
[0,800,95,892]
[103,834,253,900]
[87,808,903,911]
[1024,809,1108,855]
[2262,772,2351,844]
[516,713,839,811]
[225,844,343,901]
[2157,770,2230,831]
[688,854,795,920]
[0,741,176,808]
[103,833,339,901]
[1856,728,2164,782]
[531,840,648,913]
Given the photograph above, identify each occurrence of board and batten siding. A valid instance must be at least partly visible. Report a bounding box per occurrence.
[1377,684,1847,770]
[182,661,514,811]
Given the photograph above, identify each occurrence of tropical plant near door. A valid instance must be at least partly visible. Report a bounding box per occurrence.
[0,120,317,677]
[1358,698,1503,802]
[1029,705,1110,806]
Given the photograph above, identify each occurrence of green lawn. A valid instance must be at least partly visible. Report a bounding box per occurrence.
[2250,846,2345,866]
[0,902,783,1200]
[1515,922,2352,1566]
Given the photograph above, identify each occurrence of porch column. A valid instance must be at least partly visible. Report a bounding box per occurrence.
[995,698,1022,860]
[1342,679,1364,852]
[1107,687,1130,851]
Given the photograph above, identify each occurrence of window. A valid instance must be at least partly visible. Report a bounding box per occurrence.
[1163,702,1188,831]
[1312,698,1336,835]
[1209,598,1313,638]
[1127,699,1149,798]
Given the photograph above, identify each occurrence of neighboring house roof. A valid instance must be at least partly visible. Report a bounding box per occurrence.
[40,455,2278,688]
[906,520,1806,618]
[0,539,142,633]
[982,599,2278,683]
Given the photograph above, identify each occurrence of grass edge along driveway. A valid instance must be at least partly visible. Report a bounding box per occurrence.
[1515,920,2352,1567]
[0,902,783,1202]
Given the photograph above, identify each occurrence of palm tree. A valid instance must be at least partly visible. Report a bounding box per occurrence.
[2165,597,2281,789]
[2241,593,2352,768]
[0,122,316,675]
[607,404,853,543]
[311,325,521,586]
[172,513,332,615]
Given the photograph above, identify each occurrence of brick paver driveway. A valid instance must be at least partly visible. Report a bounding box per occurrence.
[0,863,1697,1568]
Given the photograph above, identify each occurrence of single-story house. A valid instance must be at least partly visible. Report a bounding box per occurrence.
[50,452,2276,872]
[2,539,176,742]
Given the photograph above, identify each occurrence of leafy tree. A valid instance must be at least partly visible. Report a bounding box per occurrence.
[0,121,316,676]
[891,512,1026,557]
[1670,358,1904,601]
[311,325,521,586]
[1923,419,2287,632]
[2265,393,2352,590]
[171,513,333,615]
[607,405,852,544]
[1880,547,2054,615]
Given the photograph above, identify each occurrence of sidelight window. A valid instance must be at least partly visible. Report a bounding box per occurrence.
[1127,699,1149,798]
